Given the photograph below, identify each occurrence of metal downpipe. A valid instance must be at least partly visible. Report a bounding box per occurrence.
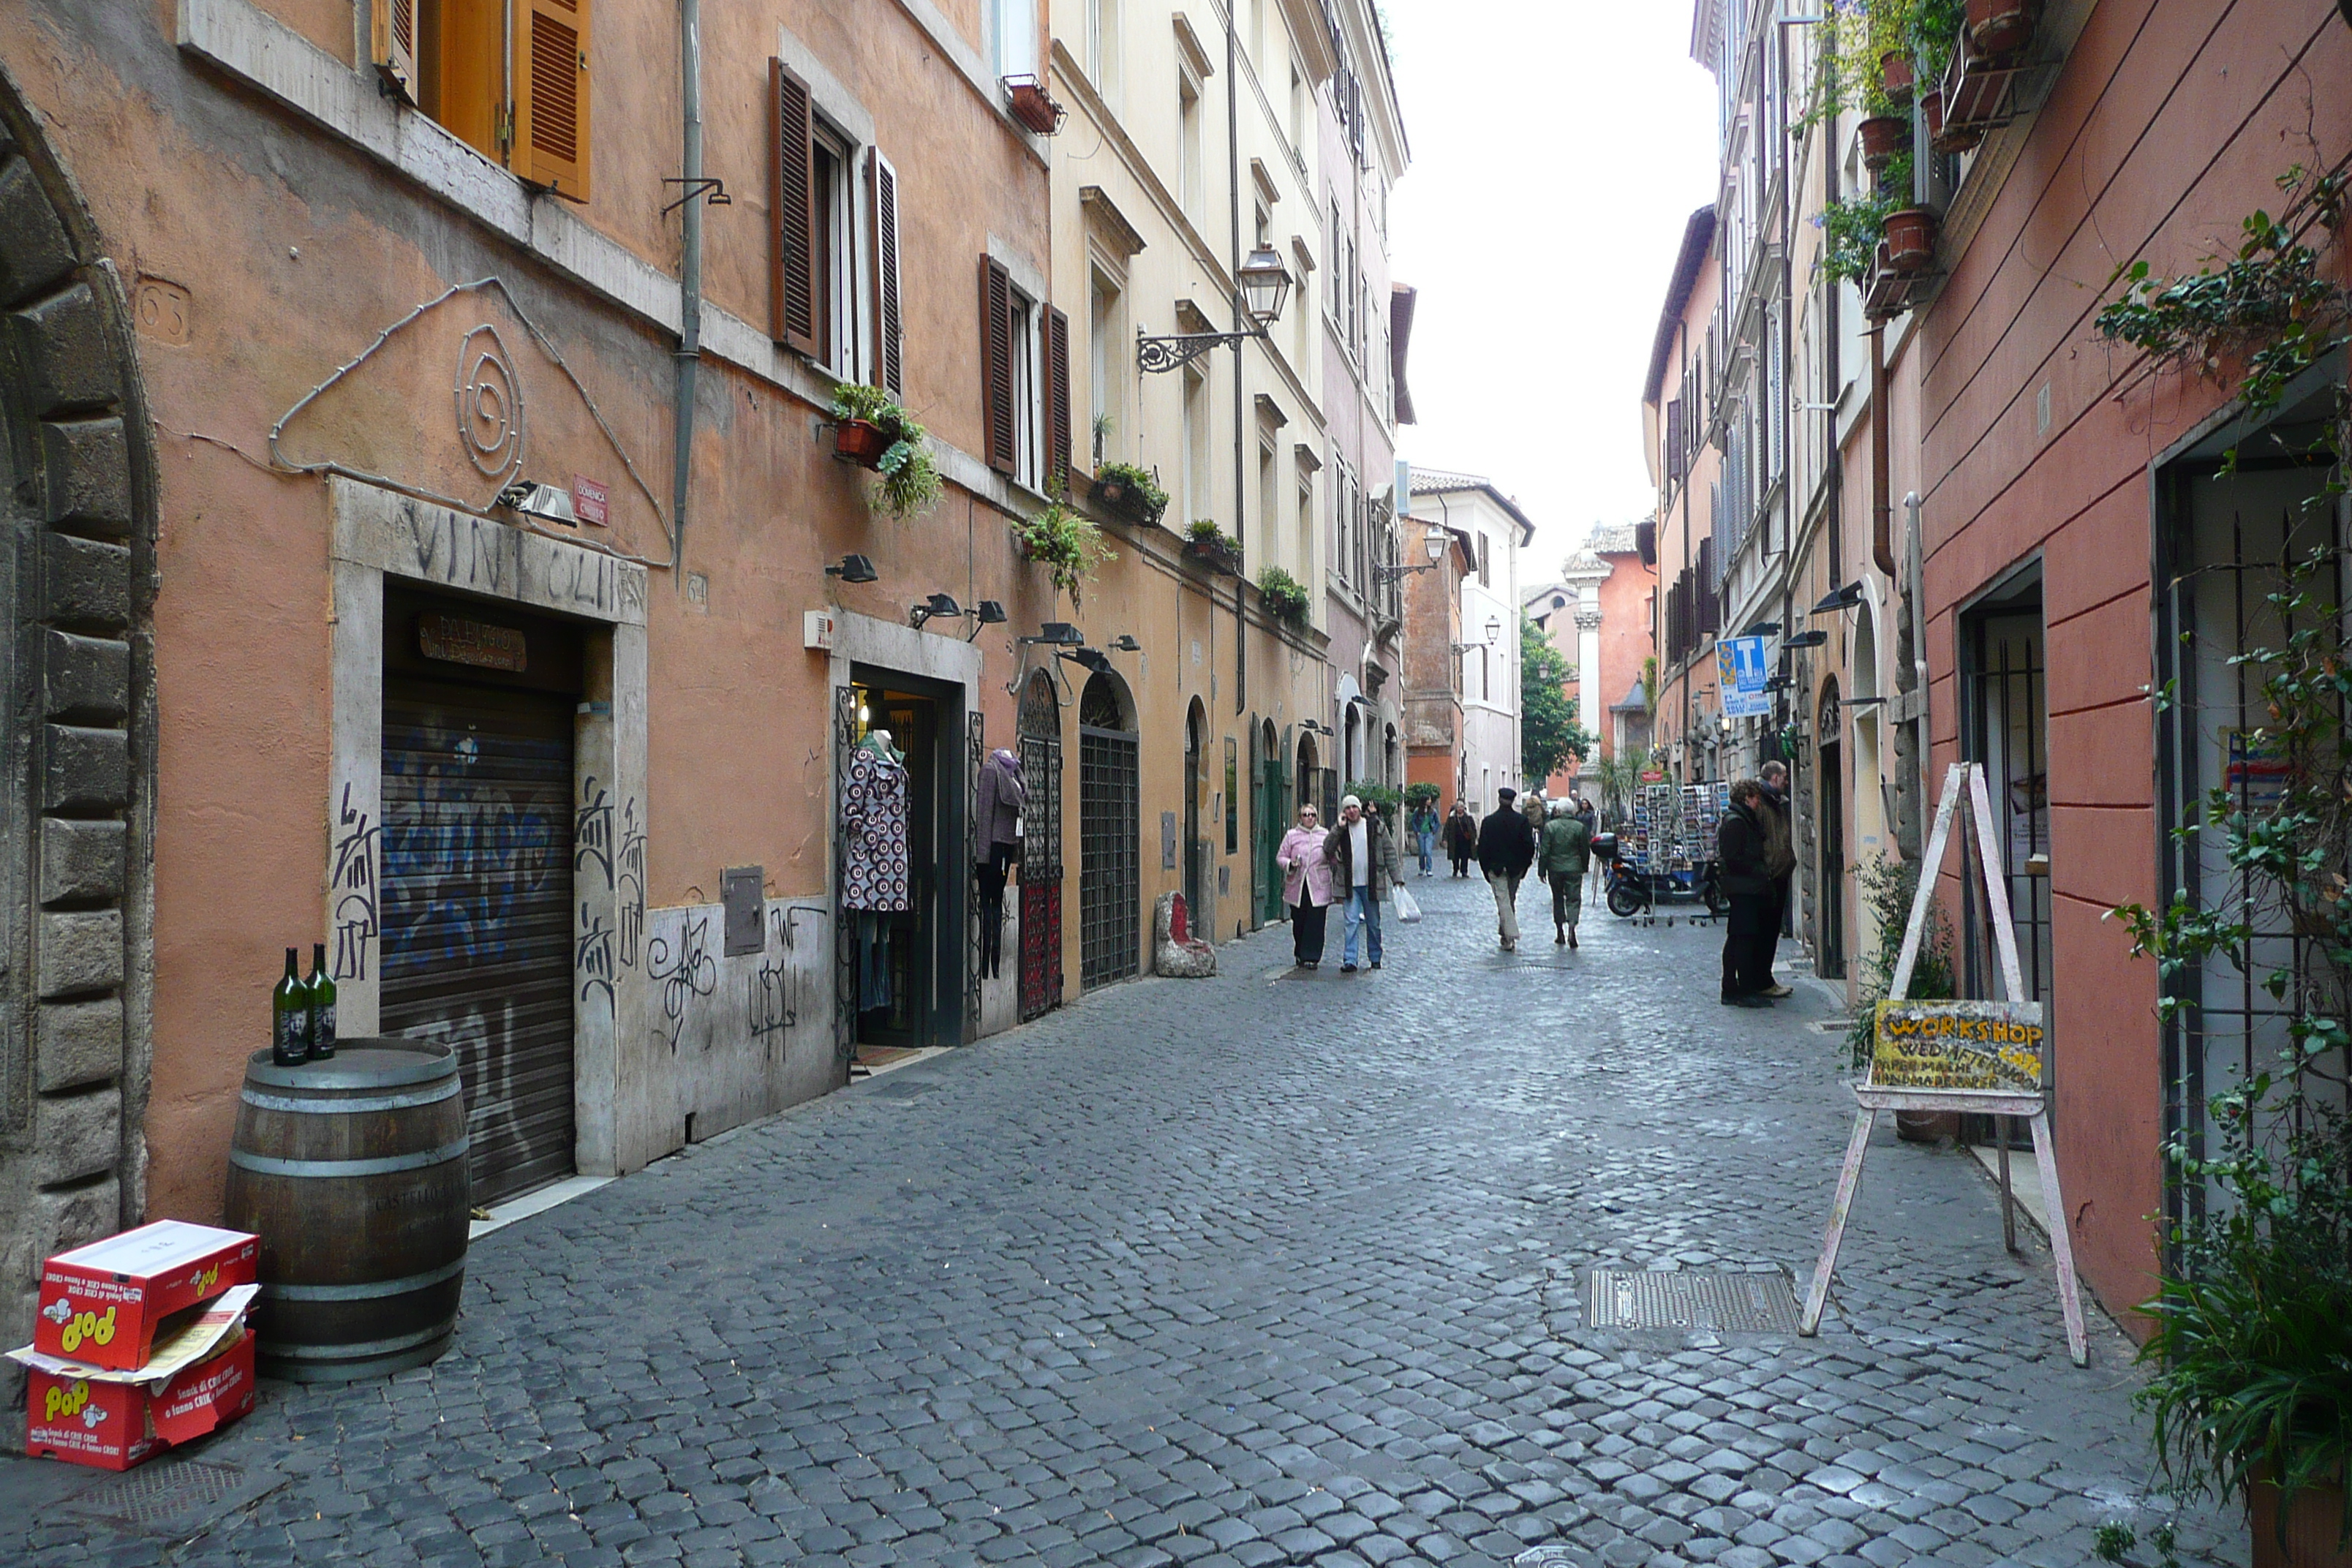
[671,0,704,590]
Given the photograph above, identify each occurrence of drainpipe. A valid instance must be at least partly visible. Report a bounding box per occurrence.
[1226,3,1247,717]
[671,0,704,590]
[1869,325,1894,578]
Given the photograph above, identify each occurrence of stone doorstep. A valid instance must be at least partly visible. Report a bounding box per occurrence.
[1967,1142,2052,1240]
[468,1175,617,1242]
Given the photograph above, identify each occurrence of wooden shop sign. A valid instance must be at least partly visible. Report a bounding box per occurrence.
[1869,999,2044,1094]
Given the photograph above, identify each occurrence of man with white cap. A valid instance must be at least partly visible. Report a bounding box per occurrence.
[1321,794,1399,973]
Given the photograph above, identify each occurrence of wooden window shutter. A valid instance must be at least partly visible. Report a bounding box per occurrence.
[980,257,1014,475]
[867,148,903,394]
[1047,306,1072,490]
[513,0,591,199]
[770,61,817,354]
[372,0,420,104]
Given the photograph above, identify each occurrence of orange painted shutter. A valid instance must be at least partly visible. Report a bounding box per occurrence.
[867,148,903,394]
[1047,306,1072,491]
[981,257,1014,475]
[513,0,591,199]
[372,0,420,104]
[771,61,817,354]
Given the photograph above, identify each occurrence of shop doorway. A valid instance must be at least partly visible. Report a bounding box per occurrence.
[844,666,968,1056]
[1817,682,1845,981]
[1018,671,1064,1020]
[1079,673,1140,987]
[1256,720,1286,925]
[1183,701,1207,927]
[379,587,581,1207]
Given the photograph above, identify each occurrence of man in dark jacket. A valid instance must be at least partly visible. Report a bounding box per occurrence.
[1754,761,1798,998]
[1717,779,1774,1006]
[1477,788,1537,951]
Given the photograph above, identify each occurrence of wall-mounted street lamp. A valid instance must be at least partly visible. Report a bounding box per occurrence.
[1448,616,1504,655]
[1137,246,1295,374]
[1812,581,1866,615]
[826,554,878,584]
[1373,529,1450,582]
[909,592,965,629]
[1107,635,1142,652]
[1782,629,1829,649]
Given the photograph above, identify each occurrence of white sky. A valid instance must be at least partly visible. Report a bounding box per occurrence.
[1386,1,1720,584]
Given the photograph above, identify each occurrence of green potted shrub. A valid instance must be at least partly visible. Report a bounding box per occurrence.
[1011,502,1115,607]
[1256,565,1309,624]
[830,384,942,520]
[1090,461,1167,527]
[1184,519,1242,576]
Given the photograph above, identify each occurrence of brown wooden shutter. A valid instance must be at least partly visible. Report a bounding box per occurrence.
[867,148,903,394]
[980,257,1014,475]
[513,0,590,199]
[372,0,420,104]
[1047,306,1072,491]
[1664,400,1684,483]
[771,61,817,354]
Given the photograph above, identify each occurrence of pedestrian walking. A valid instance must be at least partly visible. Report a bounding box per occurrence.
[1520,788,1547,843]
[1445,802,1478,878]
[1322,794,1399,972]
[1477,787,1537,951]
[1717,779,1774,1006]
[1277,802,1333,968]
[1755,761,1798,998]
[1539,797,1593,949]
[1573,794,1602,907]
[1409,799,1441,878]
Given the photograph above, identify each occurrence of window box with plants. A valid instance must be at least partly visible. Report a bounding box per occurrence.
[1183,520,1242,576]
[1011,502,1116,608]
[1256,565,1310,626]
[1090,461,1168,528]
[830,385,943,521]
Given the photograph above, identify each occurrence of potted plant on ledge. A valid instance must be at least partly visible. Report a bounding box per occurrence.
[831,385,943,521]
[1090,461,1168,527]
[1256,565,1310,625]
[1184,519,1242,576]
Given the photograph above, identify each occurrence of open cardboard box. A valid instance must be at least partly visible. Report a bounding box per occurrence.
[35,1220,257,1372]
[15,1285,260,1471]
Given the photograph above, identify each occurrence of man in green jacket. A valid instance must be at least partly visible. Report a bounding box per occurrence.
[1539,798,1594,949]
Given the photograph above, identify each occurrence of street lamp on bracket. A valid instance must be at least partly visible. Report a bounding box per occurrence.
[1448,616,1504,655]
[1137,246,1295,374]
[1373,529,1450,583]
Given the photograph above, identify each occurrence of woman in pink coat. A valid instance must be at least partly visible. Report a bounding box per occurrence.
[1278,802,1334,968]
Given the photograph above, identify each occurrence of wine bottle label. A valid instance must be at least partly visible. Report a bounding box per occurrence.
[275,1011,307,1059]
[312,1003,336,1053]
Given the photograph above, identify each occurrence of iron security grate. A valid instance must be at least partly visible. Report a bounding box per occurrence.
[1586,1269,1801,1333]
[62,1458,279,1535]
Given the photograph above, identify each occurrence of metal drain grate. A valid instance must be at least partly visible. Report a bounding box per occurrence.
[63,1458,278,1536]
[1586,1269,1801,1333]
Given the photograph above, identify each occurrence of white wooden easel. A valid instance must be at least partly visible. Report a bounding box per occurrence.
[1798,762,2088,1366]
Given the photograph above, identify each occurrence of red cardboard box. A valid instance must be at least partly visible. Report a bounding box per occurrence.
[23,1328,257,1471]
[35,1220,257,1371]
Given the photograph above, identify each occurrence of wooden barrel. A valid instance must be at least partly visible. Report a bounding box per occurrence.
[223,1039,469,1383]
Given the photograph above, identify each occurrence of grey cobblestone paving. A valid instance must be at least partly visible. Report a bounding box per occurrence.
[14,873,2237,1567]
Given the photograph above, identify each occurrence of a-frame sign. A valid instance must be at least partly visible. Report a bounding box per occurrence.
[1798,762,2087,1365]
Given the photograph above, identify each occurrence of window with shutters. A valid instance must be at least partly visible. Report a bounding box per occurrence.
[371,0,590,200]
[1010,290,1041,490]
[769,64,901,395]
[810,127,854,376]
[978,257,1063,494]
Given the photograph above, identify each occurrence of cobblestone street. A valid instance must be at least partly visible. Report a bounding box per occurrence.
[17,873,2229,1568]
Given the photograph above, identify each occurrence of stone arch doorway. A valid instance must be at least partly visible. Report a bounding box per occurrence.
[0,70,154,1392]
[1017,670,1063,1020]
[1078,671,1139,988]
[1183,698,1207,932]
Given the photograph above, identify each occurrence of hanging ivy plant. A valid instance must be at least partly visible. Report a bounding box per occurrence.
[1256,565,1310,623]
[1012,502,1115,606]
[832,383,943,520]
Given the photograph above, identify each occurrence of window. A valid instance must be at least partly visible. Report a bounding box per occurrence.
[373,0,591,198]
[1295,461,1314,582]
[1090,268,1123,467]
[1327,199,1343,325]
[1011,290,1039,486]
[1085,0,1123,110]
[810,126,854,376]
[1289,63,1308,152]
[1179,74,1205,222]
[990,0,1039,80]
[1257,440,1278,566]
[979,257,1070,489]
[1477,532,1491,587]
[1182,365,1210,529]
[771,67,901,392]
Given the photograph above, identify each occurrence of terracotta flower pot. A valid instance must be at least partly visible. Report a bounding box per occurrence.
[2250,1477,2352,1568]
[1967,0,2038,58]
[1006,80,1064,136]
[1885,208,1940,273]
[834,418,890,469]
[1880,50,1915,103]
[1858,115,1910,171]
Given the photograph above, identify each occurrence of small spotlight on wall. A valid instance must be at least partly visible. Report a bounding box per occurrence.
[976,601,1008,625]
[825,554,878,584]
[910,591,964,629]
[1108,634,1141,652]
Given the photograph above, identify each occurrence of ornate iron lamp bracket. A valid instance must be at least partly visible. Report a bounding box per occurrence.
[1137,325,1262,375]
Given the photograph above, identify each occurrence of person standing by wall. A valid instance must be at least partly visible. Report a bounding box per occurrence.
[1477,787,1537,952]
[1574,794,1602,907]
[1446,802,1478,878]
[1323,795,1400,973]
[1539,797,1594,949]
[1278,802,1333,969]
[1717,780,1774,1006]
[1409,798,1441,878]
[1755,761,1797,998]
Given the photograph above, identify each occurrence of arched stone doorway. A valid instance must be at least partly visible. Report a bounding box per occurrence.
[0,69,153,1398]
[1816,679,1844,980]
[1078,671,1139,988]
[1183,698,1207,934]
[1017,670,1063,1020]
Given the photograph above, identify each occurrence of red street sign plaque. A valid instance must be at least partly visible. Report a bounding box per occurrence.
[572,475,610,526]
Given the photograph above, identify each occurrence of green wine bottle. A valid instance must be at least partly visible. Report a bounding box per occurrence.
[271,947,308,1066]
[306,942,336,1060]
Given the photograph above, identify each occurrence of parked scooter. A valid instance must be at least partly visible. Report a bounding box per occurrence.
[1597,832,1727,917]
